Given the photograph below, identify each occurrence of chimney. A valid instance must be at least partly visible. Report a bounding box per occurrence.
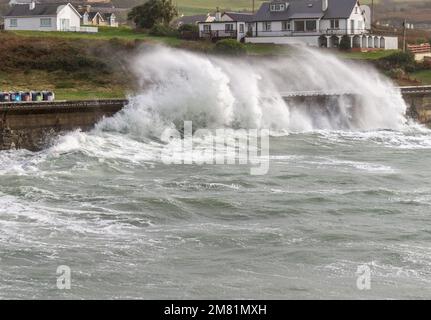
[29,1,36,10]
[322,0,328,11]
[215,7,221,21]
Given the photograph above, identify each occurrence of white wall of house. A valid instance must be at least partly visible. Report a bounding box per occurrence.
[199,20,247,41]
[254,20,324,37]
[4,4,81,31]
[4,15,57,31]
[246,35,319,46]
[319,19,348,34]
[347,2,367,34]
[383,36,398,50]
[56,4,81,31]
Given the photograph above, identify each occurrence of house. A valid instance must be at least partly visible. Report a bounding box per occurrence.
[407,43,431,62]
[198,0,398,50]
[82,10,117,26]
[172,13,214,28]
[3,2,97,32]
[198,10,254,42]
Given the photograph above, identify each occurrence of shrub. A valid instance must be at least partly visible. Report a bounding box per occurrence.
[178,23,199,40]
[213,39,246,56]
[387,68,406,80]
[149,23,178,37]
[339,35,351,51]
[383,51,415,67]
[377,51,418,73]
[178,23,198,33]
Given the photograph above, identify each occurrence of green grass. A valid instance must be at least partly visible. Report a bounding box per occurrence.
[0,70,127,100]
[244,43,289,56]
[176,0,265,15]
[338,50,399,60]
[175,0,382,15]
[411,70,431,84]
[10,26,183,46]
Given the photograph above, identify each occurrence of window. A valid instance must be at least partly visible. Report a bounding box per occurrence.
[203,24,210,32]
[263,22,271,32]
[9,19,17,27]
[282,21,291,31]
[239,24,244,33]
[270,3,285,12]
[225,24,234,32]
[355,6,359,14]
[330,19,339,29]
[294,20,305,32]
[358,21,363,30]
[306,20,317,31]
[40,18,52,27]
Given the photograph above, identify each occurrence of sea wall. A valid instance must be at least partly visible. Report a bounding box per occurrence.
[402,92,431,126]
[1,91,431,151]
[0,100,127,151]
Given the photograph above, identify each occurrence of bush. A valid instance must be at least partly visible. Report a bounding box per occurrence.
[383,51,415,67]
[339,35,351,51]
[213,39,246,56]
[149,23,178,37]
[178,23,198,33]
[387,68,406,80]
[178,23,199,40]
[377,51,418,73]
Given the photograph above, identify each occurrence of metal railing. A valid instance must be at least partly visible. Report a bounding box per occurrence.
[66,26,99,33]
[201,30,237,38]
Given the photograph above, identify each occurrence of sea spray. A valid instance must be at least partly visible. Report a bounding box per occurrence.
[97,46,407,137]
[48,45,412,160]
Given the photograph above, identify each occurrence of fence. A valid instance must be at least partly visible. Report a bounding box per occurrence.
[407,43,431,54]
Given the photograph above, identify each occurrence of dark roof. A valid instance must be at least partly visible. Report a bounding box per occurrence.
[224,12,254,22]
[323,0,358,19]
[254,0,358,22]
[174,14,209,25]
[5,3,61,16]
[4,3,82,17]
[101,12,114,19]
[87,11,101,20]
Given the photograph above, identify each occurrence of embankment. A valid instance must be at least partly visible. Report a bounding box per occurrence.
[0,100,127,150]
[0,88,430,151]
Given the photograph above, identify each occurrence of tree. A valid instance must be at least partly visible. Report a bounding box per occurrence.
[128,0,178,29]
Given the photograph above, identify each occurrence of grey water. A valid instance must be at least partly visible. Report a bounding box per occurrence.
[1,47,431,299]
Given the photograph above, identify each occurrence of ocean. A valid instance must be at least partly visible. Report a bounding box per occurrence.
[1,47,431,299]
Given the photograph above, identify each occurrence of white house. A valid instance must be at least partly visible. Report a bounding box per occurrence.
[3,2,97,32]
[198,0,398,50]
[82,11,118,27]
[198,11,254,42]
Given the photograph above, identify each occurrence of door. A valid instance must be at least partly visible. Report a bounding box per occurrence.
[60,19,70,31]
[350,20,355,34]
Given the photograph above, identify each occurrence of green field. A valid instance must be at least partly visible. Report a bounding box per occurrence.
[10,26,183,46]
[339,50,399,60]
[411,70,431,84]
[176,0,265,15]
[174,0,380,15]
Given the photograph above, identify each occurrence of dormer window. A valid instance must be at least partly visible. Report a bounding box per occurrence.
[270,3,287,12]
